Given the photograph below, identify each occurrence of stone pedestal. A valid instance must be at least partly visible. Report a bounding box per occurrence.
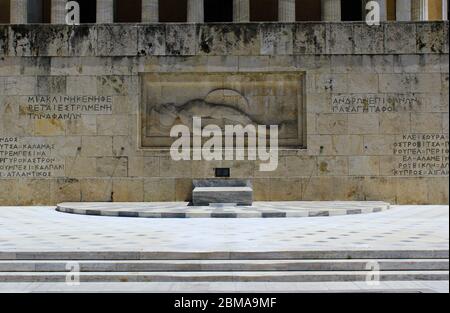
[142,0,159,23]
[51,0,67,24]
[321,0,341,21]
[187,0,204,23]
[233,0,250,22]
[97,0,114,23]
[193,180,253,206]
[10,0,27,24]
[279,0,295,22]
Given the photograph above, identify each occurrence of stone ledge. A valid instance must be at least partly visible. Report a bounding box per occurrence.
[0,22,448,57]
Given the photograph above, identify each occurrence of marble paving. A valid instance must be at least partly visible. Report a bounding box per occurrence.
[0,205,447,252]
[56,201,390,218]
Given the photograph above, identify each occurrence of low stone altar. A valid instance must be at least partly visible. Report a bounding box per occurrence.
[192,179,253,206]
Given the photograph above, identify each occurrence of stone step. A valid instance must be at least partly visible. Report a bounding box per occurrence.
[1,250,448,260]
[0,271,448,283]
[0,259,448,272]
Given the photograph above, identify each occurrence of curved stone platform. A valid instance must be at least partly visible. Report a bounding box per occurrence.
[56,201,390,219]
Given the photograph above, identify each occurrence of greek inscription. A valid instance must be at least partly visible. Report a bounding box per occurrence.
[0,137,65,178]
[393,134,449,176]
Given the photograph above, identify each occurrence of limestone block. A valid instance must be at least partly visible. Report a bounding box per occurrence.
[0,180,18,205]
[330,55,363,73]
[296,55,331,73]
[50,178,81,203]
[207,56,239,72]
[384,23,416,54]
[8,25,37,56]
[112,179,144,202]
[254,156,316,178]
[143,157,160,177]
[16,180,50,205]
[191,160,222,178]
[347,73,378,93]
[353,23,384,54]
[197,24,260,56]
[443,113,449,134]
[327,23,354,55]
[81,136,113,157]
[317,156,348,176]
[364,55,394,73]
[137,25,166,56]
[442,73,449,94]
[97,115,129,136]
[97,25,138,56]
[268,178,302,201]
[237,56,270,72]
[175,178,193,202]
[294,24,327,55]
[113,95,139,114]
[444,22,449,54]
[315,74,348,93]
[378,74,413,93]
[159,157,193,178]
[363,135,396,155]
[65,157,97,177]
[34,25,70,56]
[393,54,421,73]
[416,23,445,54]
[166,24,196,56]
[127,157,144,177]
[427,177,449,205]
[0,26,7,56]
[66,76,98,95]
[220,160,255,178]
[362,177,397,203]
[37,76,66,95]
[34,119,66,136]
[306,93,331,114]
[260,24,294,55]
[66,116,97,136]
[332,135,364,155]
[412,73,442,93]
[96,157,128,177]
[379,113,411,134]
[440,55,449,73]
[3,76,37,95]
[97,76,139,96]
[307,135,333,155]
[80,178,113,202]
[0,96,34,136]
[142,55,208,73]
[144,178,175,202]
[317,114,348,134]
[348,114,380,134]
[302,177,364,201]
[411,113,443,133]
[69,26,98,57]
[395,177,428,204]
[349,156,380,176]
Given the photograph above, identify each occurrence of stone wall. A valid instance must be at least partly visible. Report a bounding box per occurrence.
[0,22,448,205]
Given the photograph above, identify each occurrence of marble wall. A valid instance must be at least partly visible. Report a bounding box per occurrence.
[0,22,448,205]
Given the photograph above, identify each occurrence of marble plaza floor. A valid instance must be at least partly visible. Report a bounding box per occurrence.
[0,205,448,292]
[0,205,448,252]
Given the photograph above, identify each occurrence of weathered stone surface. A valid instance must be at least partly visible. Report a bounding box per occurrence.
[0,23,447,205]
[137,25,166,56]
[384,23,416,54]
[166,24,196,56]
[294,24,327,55]
[97,25,138,56]
[198,24,260,56]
